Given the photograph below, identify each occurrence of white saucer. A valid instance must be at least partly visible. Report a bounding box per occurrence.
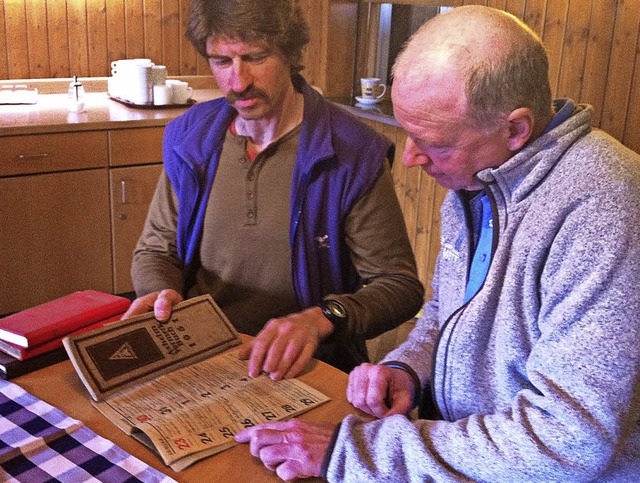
[355,96,383,105]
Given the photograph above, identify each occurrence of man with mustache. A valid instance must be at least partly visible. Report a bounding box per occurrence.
[124,0,424,379]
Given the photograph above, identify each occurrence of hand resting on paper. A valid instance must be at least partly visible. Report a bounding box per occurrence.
[235,419,336,481]
[238,306,335,381]
[121,289,184,322]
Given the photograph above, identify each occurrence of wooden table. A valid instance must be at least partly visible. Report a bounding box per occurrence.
[13,353,363,482]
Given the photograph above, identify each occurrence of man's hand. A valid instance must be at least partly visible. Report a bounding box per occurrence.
[238,306,334,380]
[121,289,184,322]
[347,363,416,418]
[235,419,335,481]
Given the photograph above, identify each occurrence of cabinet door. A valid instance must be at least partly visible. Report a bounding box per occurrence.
[109,127,164,167]
[0,169,112,315]
[110,164,163,294]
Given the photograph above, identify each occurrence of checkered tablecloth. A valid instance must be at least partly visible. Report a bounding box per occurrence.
[0,379,176,482]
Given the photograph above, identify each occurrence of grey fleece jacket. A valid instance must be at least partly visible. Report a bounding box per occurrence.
[326,102,640,482]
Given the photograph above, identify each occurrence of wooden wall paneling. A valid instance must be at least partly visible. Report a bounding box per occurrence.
[555,0,591,103]
[540,1,569,96]
[325,0,358,97]
[125,0,145,59]
[600,0,640,143]
[413,170,438,297]
[178,0,197,74]
[106,0,127,65]
[0,2,7,79]
[143,0,163,64]
[426,183,447,294]
[25,0,49,78]
[47,0,71,77]
[486,0,507,10]
[522,0,547,37]
[87,0,109,77]
[161,0,181,75]
[400,148,423,256]
[503,0,526,19]
[67,0,90,77]
[299,0,328,90]
[4,0,29,79]
[623,39,640,153]
[579,0,616,127]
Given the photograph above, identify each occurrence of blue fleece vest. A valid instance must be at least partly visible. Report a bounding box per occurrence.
[162,77,393,309]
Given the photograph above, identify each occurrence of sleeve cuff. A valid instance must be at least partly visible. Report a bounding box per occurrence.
[320,422,342,480]
[381,361,421,408]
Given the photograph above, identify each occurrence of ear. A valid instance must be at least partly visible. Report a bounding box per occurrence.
[506,107,535,152]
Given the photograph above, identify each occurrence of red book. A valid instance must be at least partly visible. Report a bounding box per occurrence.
[0,290,131,348]
[0,312,125,360]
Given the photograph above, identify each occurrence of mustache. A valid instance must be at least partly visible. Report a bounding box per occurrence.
[226,87,267,103]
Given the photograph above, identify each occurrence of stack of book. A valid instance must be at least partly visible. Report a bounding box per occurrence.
[0,290,131,379]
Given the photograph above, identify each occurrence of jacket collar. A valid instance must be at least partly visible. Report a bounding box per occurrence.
[171,76,335,178]
[475,101,592,205]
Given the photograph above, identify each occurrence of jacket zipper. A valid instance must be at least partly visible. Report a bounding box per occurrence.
[429,185,499,421]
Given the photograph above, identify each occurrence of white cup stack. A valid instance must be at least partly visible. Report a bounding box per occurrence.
[108,59,192,106]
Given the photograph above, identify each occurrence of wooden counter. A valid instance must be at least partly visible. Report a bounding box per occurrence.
[0,87,223,136]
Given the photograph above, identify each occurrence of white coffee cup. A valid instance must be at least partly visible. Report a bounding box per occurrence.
[151,65,168,85]
[360,77,386,99]
[166,79,193,104]
[126,64,153,104]
[153,84,172,105]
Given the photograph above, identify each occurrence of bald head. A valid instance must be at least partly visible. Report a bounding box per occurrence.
[393,6,552,129]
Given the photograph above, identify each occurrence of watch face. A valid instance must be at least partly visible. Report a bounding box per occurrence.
[327,301,347,318]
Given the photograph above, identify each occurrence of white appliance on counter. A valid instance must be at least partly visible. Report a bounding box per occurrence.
[108,59,173,106]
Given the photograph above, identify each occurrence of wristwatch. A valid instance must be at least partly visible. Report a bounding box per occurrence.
[319,299,348,326]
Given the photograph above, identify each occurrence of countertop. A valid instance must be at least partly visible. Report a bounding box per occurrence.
[0,77,399,136]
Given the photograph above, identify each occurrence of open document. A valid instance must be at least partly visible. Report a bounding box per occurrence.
[63,295,330,471]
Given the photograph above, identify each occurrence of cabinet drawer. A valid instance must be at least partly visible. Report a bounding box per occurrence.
[109,127,165,166]
[0,131,109,176]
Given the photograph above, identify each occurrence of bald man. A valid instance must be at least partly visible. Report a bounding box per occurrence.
[236,6,640,481]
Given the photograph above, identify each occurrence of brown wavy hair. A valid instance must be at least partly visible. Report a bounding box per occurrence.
[187,0,310,75]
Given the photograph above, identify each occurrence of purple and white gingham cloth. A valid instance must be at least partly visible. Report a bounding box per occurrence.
[0,379,176,482]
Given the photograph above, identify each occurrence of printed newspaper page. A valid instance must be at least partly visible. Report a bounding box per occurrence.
[94,352,330,471]
[63,294,330,471]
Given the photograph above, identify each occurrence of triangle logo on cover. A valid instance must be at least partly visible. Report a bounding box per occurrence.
[109,343,137,360]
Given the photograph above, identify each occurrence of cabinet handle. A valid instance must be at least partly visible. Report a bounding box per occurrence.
[120,179,127,205]
[17,153,49,160]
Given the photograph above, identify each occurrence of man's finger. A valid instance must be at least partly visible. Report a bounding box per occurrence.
[283,341,316,379]
[248,328,277,377]
[153,289,182,321]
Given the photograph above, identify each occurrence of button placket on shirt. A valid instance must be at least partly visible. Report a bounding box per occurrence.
[244,157,259,226]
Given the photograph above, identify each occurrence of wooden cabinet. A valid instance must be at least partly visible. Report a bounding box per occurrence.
[0,126,164,314]
[0,168,112,314]
[108,126,164,293]
[109,127,164,167]
[110,164,163,293]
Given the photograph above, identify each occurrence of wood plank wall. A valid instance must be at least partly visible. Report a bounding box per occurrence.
[1,0,638,151]
[354,0,640,152]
